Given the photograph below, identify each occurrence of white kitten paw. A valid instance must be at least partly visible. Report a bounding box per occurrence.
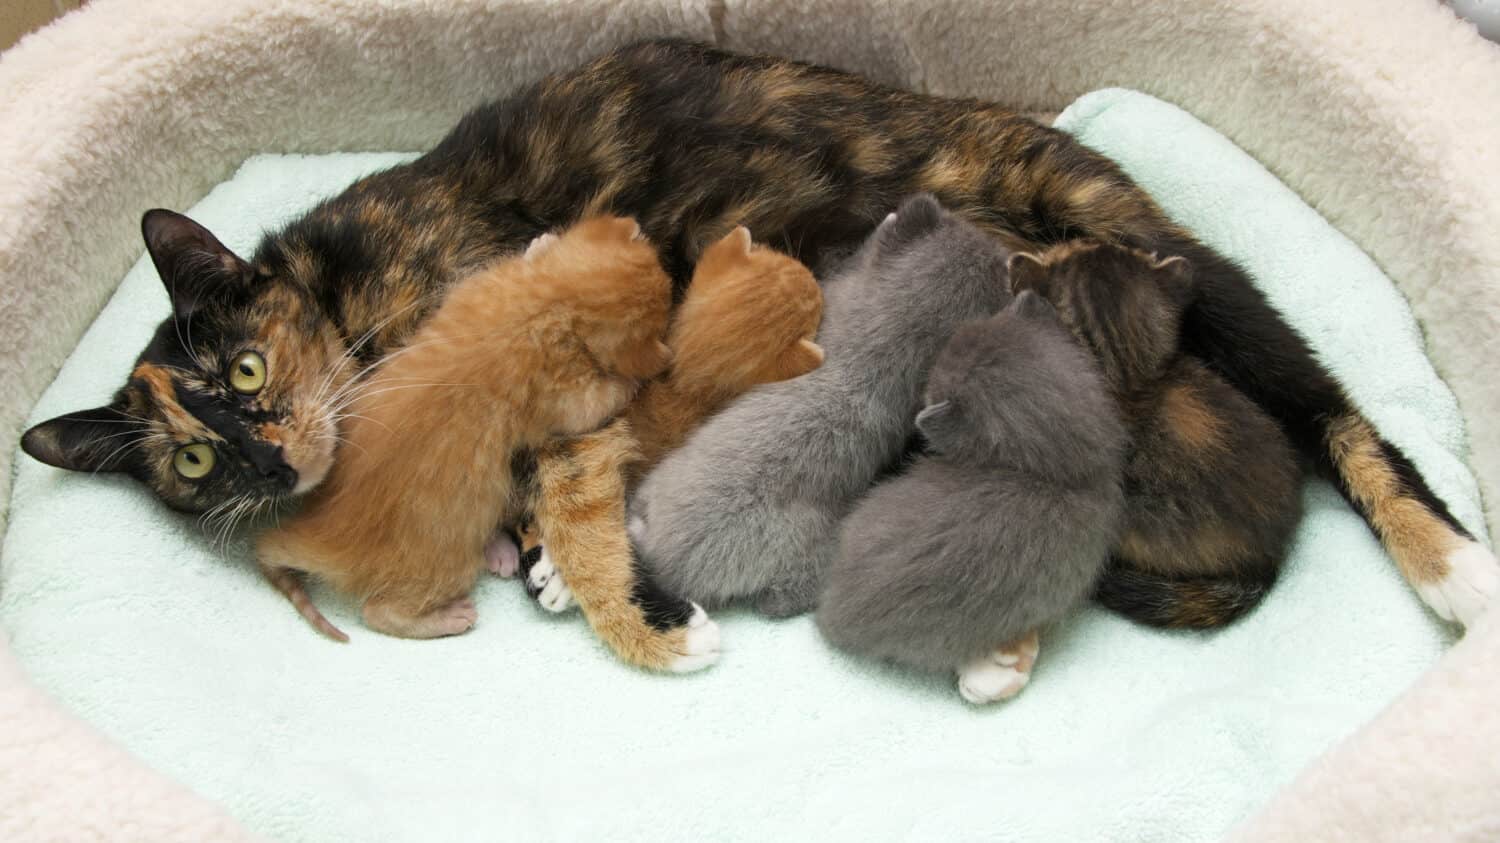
[668,604,721,673]
[1417,540,1499,628]
[956,631,1040,705]
[527,547,575,613]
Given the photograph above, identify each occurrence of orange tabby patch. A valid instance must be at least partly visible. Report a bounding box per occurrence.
[519,227,823,671]
[256,216,672,640]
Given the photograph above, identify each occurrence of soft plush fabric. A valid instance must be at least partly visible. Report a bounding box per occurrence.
[0,90,1484,842]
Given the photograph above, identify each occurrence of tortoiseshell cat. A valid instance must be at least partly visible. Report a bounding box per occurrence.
[514,226,825,640]
[1009,241,1303,627]
[255,216,676,642]
[20,39,1493,628]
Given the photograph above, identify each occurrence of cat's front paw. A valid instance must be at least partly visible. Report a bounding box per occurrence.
[666,604,721,673]
[524,546,575,613]
[956,631,1040,704]
[1417,540,1499,628]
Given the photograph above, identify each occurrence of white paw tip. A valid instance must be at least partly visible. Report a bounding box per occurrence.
[669,604,721,673]
[539,577,574,614]
[1418,541,1499,628]
[527,549,556,589]
[958,660,1030,705]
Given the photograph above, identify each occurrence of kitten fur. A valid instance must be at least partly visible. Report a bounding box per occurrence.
[630,195,1013,617]
[24,39,1486,630]
[256,216,672,640]
[626,225,825,472]
[512,226,824,668]
[817,292,1126,697]
[1009,240,1303,628]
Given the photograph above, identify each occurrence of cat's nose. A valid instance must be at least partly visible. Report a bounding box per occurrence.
[265,460,298,491]
[248,446,297,491]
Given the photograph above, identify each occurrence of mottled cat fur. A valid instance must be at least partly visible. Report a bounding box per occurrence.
[1009,241,1303,628]
[256,216,672,640]
[631,195,1013,617]
[22,40,1487,635]
[818,292,1126,703]
[511,227,824,670]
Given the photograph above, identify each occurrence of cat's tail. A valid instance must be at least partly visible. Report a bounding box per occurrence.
[1093,560,1274,629]
[260,564,350,643]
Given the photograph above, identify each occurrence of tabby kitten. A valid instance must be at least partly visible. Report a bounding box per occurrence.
[21,39,1490,627]
[1009,241,1303,627]
[515,226,825,624]
[818,292,1126,703]
[256,216,673,640]
[630,195,1012,617]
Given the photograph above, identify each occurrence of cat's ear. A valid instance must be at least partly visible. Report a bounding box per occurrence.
[524,232,560,261]
[1006,253,1048,295]
[1012,289,1057,321]
[726,226,753,254]
[774,338,825,380]
[141,209,252,318]
[1150,254,1194,310]
[914,399,956,442]
[874,194,944,251]
[21,403,142,474]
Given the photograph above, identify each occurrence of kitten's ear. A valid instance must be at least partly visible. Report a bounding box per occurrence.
[726,226,753,254]
[874,194,944,251]
[1150,254,1195,310]
[141,209,252,318]
[914,399,956,442]
[21,404,142,474]
[1006,253,1048,295]
[773,338,825,380]
[1012,289,1057,320]
[524,232,560,261]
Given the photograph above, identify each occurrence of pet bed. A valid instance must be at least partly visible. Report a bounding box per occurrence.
[2,2,1499,841]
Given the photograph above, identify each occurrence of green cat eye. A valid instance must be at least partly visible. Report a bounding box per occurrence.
[173,443,216,479]
[229,351,267,394]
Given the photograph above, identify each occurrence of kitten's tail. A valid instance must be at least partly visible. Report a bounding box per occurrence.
[1093,561,1274,629]
[261,564,350,643]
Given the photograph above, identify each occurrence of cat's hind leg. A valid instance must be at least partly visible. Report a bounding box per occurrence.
[361,595,478,639]
[515,521,574,613]
[957,630,1040,705]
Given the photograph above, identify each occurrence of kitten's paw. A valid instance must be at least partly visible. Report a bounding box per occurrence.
[485,531,520,578]
[526,547,575,613]
[1417,540,1499,628]
[430,597,480,636]
[956,631,1040,705]
[667,604,721,673]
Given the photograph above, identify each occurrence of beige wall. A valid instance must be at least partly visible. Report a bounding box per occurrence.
[1,0,83,53]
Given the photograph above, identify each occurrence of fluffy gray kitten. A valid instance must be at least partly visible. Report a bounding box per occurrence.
[817,291,1128,704]
[629,194,1013,617]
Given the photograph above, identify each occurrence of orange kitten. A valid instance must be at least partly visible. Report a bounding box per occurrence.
[626,226,824,473]
[256,216,672,640]
[512,227,823,671]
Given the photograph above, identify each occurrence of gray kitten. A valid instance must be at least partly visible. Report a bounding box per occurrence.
[629,194,1012,617]
[817,292,1128,704]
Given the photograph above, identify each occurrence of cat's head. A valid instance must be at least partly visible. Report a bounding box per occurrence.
[21,210,356,514]
[918,291,1123,476]
[847,193,1011,306]
[1007,239,1193,392]
[671,226,825,389]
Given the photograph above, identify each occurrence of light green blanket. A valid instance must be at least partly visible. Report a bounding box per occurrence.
[1,89,1486,842]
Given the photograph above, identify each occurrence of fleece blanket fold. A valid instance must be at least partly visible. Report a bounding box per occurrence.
[0,90,1485,842]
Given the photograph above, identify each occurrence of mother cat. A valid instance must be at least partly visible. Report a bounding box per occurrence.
[21,39,1494,630]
